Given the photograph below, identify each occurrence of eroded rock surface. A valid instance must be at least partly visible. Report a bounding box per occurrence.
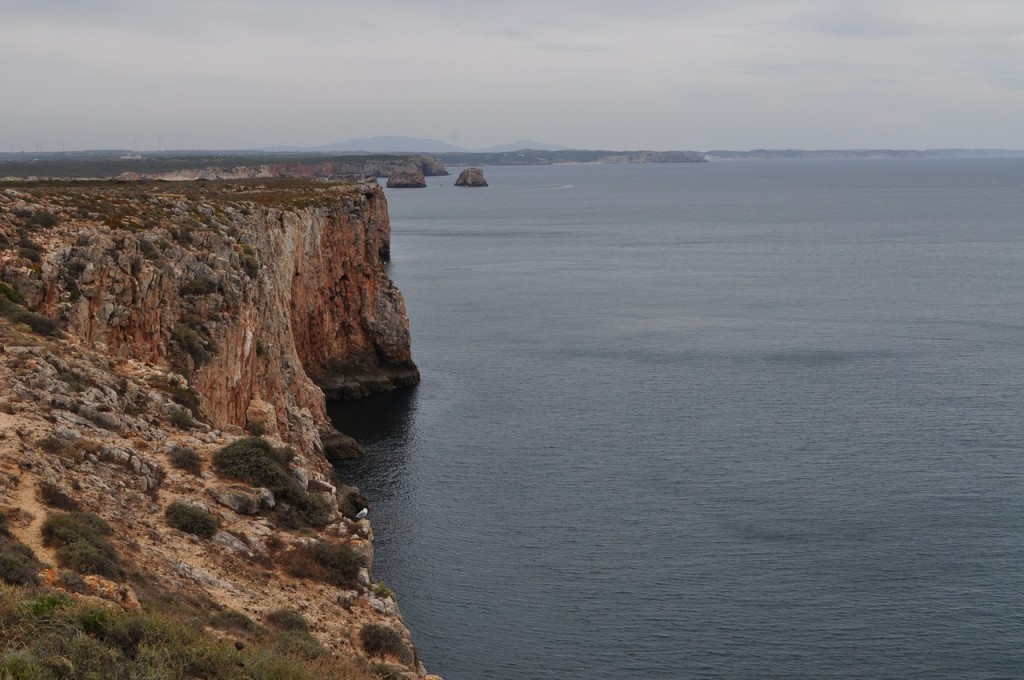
[454,167,488,187]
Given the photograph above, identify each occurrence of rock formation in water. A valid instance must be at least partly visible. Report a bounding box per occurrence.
[0,180,438,679]
[386,169,427,188]
[454,167,488,187]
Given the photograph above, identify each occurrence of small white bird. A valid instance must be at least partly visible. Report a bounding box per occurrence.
[355,508,368,519]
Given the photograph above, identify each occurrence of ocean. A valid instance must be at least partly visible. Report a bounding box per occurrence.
[329,158,1024,679]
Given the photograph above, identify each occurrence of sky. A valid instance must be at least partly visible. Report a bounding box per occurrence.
[1,0,1023,151]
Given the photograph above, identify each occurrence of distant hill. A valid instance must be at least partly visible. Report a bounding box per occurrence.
[262,137,570,154]
[478,140,570,152]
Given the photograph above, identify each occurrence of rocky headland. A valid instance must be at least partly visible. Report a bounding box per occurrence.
[115,156,449,182]
[0,179,438,678]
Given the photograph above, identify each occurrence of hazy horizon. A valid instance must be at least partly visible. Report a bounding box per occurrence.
[2,1,1023,152]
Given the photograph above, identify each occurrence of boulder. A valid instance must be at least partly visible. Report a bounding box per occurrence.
[208,485,264,515]
[454,167,488,187]
[386,170,427,188]
[320,426,363,462]
[245,398,278,436]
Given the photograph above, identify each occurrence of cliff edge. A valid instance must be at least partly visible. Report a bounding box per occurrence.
[0,179,437,678]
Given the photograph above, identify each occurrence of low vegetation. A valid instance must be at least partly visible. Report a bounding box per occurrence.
[359,624,408,662]
[164,502,218,539]
[280,540,364,588]
[213,437,331,528]
[169,445,202,475]
[0,284,61,338]
[0,513,42,587]
[41,512,122,580]
[0,583,376,679]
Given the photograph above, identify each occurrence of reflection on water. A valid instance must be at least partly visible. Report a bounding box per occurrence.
[327,386,419,447]
[326,386,419,481]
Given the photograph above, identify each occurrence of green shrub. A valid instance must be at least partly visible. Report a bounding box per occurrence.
[359,624,407,661]
[165,503,218,539]
[213,437,331,528]
[213,437,297,496]
[56,541,121,580]
[280,541,363,588]
[0,539,41,586]
[41,512,121,579]
[0,282,22,303]
[26,210,60,229]
[169,445,202,474]
[373,582,394,600]
[264,608,309,632]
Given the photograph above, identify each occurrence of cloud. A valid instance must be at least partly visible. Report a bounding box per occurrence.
[1,0,1023,150]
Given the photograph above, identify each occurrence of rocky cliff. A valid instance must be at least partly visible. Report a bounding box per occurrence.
[0,179,437,678]
[117,156,449,182]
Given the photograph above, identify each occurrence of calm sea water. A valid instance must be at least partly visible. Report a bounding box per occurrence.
[330,159,1024,680]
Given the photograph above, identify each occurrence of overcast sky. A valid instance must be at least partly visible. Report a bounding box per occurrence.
[2,0,1023,151]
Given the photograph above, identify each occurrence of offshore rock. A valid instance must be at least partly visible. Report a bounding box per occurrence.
[386,169,427,188]
[454,167,488,187]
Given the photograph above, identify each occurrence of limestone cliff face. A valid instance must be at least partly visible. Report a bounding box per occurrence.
[0,180,418,458]
[0,180,437,678]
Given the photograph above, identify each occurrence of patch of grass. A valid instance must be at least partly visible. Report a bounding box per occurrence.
[169,445,202,475]
[264,608,309,632]
[373,582,394,600]
[164,502,218,539]
[280,541,364,588]
[41,512,122,580]
[209,608,262,636]
[359,624,408,662]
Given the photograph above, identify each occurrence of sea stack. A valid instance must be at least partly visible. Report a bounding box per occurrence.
[386,169,427,188]
[455,167,488,187]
